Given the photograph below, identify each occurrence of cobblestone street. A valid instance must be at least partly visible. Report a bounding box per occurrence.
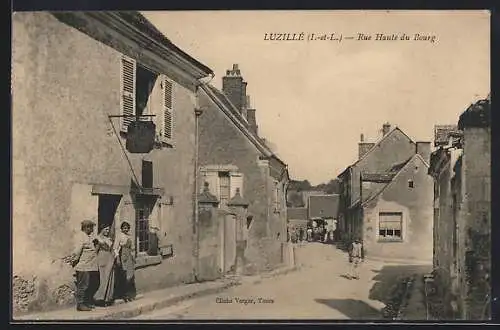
[133,243,430,320]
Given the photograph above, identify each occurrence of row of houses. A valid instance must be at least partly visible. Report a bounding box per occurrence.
[287,194,340,232]
[12,12,289,313]
[336,123,434,261]
[428,95,491,320]
[332,96,491,319]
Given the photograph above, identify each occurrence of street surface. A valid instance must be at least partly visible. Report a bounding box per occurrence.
[133,243,430,320]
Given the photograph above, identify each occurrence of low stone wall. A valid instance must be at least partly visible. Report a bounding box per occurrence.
[12,260,76,315]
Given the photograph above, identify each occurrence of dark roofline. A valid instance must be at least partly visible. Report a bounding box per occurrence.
[52,11,213,81]
[351,127,414,168]
[117,12,213,76]
[202,84,288,168]
[361,153,429,207]
[458,97,491,129]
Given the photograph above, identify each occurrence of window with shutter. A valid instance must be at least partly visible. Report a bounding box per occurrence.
[378,212,403,241]
[121,56,136,131]
[162,76,174,143]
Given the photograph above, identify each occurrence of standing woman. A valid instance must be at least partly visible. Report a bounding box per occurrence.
[93,225,116,306]
[114,221,136,302]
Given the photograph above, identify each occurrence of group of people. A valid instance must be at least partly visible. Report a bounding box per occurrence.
[288,226,338,244]
[67,219,137,311]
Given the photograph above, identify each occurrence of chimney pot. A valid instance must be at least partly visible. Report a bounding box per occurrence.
[360,134,364,142]
[233,64,239,71]
[382,122,391,136]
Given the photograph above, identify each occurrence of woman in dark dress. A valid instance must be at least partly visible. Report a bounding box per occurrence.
[113,221,136,302]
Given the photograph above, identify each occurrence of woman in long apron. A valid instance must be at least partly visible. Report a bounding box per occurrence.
[93,226,116,306]
[114,221,137,302]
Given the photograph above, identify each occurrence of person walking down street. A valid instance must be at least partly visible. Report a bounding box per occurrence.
[348,237,363,280]
[93,225,116,307]
[114,221,136,302]
[307,227,313,242]
[70,220,100,311]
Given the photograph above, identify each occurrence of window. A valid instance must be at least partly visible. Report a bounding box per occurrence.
[378,212,403,241]
[142,160,153,189]
[219,172,231,208]
[120,56,174,143]
[135,196,155,254]
[201,168,243,208]
[274,181,281,212]
[408,180,414,188]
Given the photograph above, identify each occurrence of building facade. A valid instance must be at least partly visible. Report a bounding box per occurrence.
[12,12,213,313]
[197,64,290,273]
[337,123,433,261]
[429,96,491,319]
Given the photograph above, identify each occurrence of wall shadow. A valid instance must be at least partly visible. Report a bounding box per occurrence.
[369,264,432,305]
[315,298,382,320]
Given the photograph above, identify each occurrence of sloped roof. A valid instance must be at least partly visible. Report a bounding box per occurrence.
[361,173,395,183]
[287,207,308,220]
[434,125,460,147]
[308,195,339,219]
[458,97,491,129]
[361,153,429,207]
[201,84,287,168]
[337,127,414,180]
[118,12,210,71]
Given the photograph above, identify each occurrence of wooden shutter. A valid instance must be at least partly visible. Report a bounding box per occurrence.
[202,171,220,198]
[162,76,174,143]
[121,56,136,131]
[275,182,281,210]
[230,172,244,198]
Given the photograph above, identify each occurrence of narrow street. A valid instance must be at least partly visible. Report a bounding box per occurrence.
[133,243,431,320]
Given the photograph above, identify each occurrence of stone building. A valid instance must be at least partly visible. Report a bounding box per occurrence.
[337,123,433,261]
[12,12,213,313]
[197,64,290,273]
[429,95,491,319]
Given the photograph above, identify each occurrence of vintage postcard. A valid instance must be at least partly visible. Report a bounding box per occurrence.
[11,10,490,322]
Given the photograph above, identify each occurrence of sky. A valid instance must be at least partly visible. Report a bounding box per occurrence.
[142,10,490,185]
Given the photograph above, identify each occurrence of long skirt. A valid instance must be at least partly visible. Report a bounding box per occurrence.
[115,268,136,300]
[115,247,136,301]
[93,251,115,305]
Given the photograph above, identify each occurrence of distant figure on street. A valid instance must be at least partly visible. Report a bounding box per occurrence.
[299,227,304,242]
[348,237,363,280]
[307,227,313,242]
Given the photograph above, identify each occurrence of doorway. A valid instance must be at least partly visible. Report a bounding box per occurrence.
[98,194,122,232]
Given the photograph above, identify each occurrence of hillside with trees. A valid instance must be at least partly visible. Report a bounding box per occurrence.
[286,178,341,207]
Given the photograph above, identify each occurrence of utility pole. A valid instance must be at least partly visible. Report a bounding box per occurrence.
[193,106,204,281]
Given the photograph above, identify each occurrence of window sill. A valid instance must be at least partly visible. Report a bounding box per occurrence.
[135,253,162,269]
[118,131,174,149]
[377,238,404,243]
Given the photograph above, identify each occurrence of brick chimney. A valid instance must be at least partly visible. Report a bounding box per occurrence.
[358,133,375,159]
[416,141,431,164]
[241,95,250,121]
[382,122,391,136]
[222,64,247,113]
[246,109,258,135]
